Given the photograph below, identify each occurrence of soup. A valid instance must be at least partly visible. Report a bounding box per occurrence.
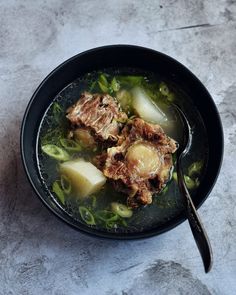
[37,69,208,233]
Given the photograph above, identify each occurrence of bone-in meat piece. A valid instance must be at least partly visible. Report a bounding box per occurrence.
[66,92,127,143]
[96,118,178,208]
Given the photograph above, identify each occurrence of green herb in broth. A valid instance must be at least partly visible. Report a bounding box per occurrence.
[184,175,199,190]
[172,171,200,190]
[79,206,96,225]
[95,210,119,222]
[52,180,65,205]
[41,101,67,146]
[111,77,120,92]
[60,138,82,152]
[60,174,72,195]
[111,202,133,218]
[41,144,70,161]
[38,68,208,233]
[52,102,63,122]
[116,75,145,88]
[98,74,121,95]
[188,161,204,177]
[94,208,129,230]
[98,74,109,93]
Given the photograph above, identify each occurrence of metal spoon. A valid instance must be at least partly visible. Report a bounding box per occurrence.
[173,104,213,273]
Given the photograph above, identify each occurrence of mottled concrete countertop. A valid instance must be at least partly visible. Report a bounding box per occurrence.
[0,1,235,294]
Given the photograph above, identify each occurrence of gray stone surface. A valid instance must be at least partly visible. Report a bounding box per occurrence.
[0,0,235,294]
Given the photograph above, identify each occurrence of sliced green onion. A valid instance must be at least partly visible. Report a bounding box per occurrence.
[98,81,108,93]
[188,161,204,177]
[95,210,119,222]
[172,172,198,190]
[111,202,133,218]
[60,174,72,194]
[60,138,82,152]
[159,82,169,96]
[41,144,70,161]
[184,175,197,190]
[79,206,96,225]
[98,74,109,93]
[52,181,65,205]
[111,77,120,92]
[99,74,109,86]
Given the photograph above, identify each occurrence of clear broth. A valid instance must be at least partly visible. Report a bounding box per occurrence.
[37,68,208,233]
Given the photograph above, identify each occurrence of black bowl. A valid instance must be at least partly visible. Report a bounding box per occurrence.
[21,45,223,239]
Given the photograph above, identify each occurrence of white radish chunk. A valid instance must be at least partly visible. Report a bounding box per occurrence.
[60,159,106,198]
[132,87,168,124]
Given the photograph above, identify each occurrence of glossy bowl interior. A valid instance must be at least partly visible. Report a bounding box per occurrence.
[21,45,223,239]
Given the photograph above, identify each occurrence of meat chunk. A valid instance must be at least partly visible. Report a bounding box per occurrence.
[96,118,178,208]
[66,92,127,143]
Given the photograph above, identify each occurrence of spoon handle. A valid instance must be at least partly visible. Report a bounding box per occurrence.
[177,160,213,273]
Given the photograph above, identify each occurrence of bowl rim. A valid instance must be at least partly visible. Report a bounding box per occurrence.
[20,44,224,239]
